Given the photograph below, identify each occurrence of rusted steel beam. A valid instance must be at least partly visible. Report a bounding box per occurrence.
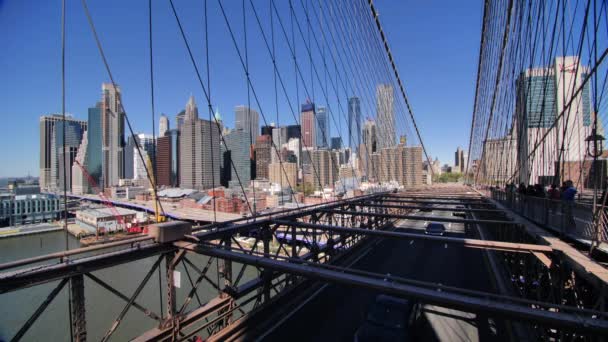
[359,202,504,213]
[319,209,517,225]
[178,242,608,335]
[271,220,552,253]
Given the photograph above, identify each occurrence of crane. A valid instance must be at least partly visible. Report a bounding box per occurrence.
[74,160,129,235]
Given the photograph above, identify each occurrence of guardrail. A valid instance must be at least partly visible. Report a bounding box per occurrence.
[489,189,608,246]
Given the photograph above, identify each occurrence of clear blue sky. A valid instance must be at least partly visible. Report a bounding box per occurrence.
[0,0,481,178]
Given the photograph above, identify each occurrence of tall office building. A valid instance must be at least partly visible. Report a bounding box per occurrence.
[255,134,272,179]
[301,102,316,149]
[376,84,395,149]
[286,125,301,140]
[176,110,186,131]
[156,135,172,187]
[133,134,155,181]
[39,114,87,190]
[348,97,361,151]
[269,162,298,189]
[53,120,87,192]
[311,149,339,190]
[360,118,378,178]
[330,137,342,150]
[235,105,260,141]
[179,96,220,189]
[261,125,274,136]
[71,104,103,194]
[225,129,252,189]
[454,147,465,173]
[515,56,592,185]
[101,83,125,188]
[271,126,287,163]
[315,106,329,148]
[71,131,89,195]
[159,114,169,137]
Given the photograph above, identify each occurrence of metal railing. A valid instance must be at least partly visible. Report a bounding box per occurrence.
[489,189,608,245]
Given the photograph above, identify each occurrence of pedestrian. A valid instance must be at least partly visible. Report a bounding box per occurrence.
[548,184,560,213]
[561,180,577,234]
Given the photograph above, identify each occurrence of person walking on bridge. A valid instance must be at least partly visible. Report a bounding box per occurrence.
[562,180,577,235]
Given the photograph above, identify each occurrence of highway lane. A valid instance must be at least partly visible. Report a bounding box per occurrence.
[262,205,509,341]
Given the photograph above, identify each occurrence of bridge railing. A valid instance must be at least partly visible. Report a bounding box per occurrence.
[489,189,608,246]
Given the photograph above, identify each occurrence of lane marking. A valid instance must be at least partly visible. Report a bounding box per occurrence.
[444,243,448,249]
[409,240,414,245]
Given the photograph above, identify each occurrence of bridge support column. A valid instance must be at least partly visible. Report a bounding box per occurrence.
[220,237,232,296]
[70,274,87,342]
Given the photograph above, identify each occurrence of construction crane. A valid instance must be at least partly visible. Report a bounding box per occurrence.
[74,160,129,235]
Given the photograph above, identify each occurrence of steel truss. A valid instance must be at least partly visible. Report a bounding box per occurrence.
[1,192,607,340]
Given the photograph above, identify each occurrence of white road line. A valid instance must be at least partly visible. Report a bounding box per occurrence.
[444,243,448,249]
[409,240,414,245]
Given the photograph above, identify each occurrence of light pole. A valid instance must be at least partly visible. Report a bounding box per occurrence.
[586,129,605,255]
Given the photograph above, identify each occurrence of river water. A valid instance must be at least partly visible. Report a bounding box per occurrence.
[0,231,256,341]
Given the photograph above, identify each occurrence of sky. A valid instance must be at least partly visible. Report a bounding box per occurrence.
[0,0,482,178]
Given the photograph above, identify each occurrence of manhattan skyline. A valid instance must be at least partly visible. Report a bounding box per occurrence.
[0,1,480,177]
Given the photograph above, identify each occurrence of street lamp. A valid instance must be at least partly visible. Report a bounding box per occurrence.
[587,129,605,256]
[585,130,605,158]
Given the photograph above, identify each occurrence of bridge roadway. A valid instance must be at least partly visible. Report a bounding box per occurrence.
[260,205,509,341]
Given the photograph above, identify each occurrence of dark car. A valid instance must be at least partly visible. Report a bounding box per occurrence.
[419,203,433,212]
[354,295,419,342]
[425,222,446,236]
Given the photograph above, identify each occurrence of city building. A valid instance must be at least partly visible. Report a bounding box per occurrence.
[286,124,301,140]
[156,135,172,187]
[101,83,125,188]
[0,193,61,226]
[133,134,155,182]
[330,137,342,150]
[235,105,260,141]
[311,149,339,190]
[301,102,316,149]
[176,110,185,131]
[179,96,221,190]
[454,147,466,173]
[376,84,395,149]
[76,207,137,234]
[360,118,378,178]
[515,56,592,185]
[315,105,329,148]
[39,114,87,190]
[261,125,274,136]
[255,134,272,180]
[272,126,288,163]
[269,162,298,190]
[480,135,517,185]
[52,118,87,192]
[159,114,169,137]
[225,129,252,189]
[348,97,361,151]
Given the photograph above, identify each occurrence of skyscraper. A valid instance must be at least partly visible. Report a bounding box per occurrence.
[330,137,342,150]
[348,97,361,151]
[235,105,260,141]
[133,134,155,181]
[179,96,220,189]
[311,149,339,190]
[156,135,171,187]
[271,126,287,163]
[53,120,87,192]
[39,114,87,190]
[376,84,395,149]
[315,105,329,148]
[361,118,378,178]
[225,129,252,188]
[515,56,592,185]
[255,134,272,179]
[455,147,465,173]
[176,110,186,131]
[101,83,125,188]
[159,114,169,137]
[301,102,316,148]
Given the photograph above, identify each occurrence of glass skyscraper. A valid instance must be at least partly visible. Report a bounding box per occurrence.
[86,105,103,187]
[348,97,361,151]
[315,106,329,148]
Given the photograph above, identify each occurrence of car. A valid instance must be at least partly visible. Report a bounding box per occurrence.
[419,203,433,212]
[354,295,419,342]
[425,222,446,236]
